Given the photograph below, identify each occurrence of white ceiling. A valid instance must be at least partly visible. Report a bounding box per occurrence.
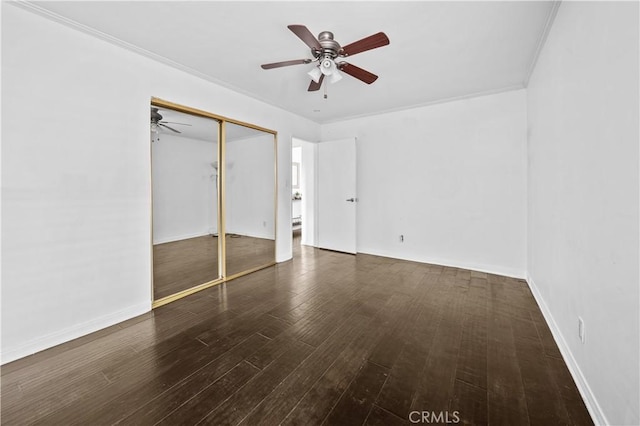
[31,1,555,124]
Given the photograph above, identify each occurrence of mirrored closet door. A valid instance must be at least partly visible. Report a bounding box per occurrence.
[150,99,277,307]
[224,122,276,277]
[151,107,220,301]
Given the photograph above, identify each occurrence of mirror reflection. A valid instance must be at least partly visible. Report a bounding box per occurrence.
[151,107,220,300]
[224,122,276,276]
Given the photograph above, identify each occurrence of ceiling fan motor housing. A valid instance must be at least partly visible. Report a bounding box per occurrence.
[315,31,341,59]
[151,107,163,123]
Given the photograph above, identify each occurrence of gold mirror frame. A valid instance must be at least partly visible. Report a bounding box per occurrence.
[150,97,278,308]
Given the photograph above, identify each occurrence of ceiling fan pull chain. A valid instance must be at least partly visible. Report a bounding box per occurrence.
[324,82,328,99]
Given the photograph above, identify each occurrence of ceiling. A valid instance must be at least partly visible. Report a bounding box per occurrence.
[31,1,555,124]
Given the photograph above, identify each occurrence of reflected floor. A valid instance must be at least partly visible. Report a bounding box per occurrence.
[153,235,275,300]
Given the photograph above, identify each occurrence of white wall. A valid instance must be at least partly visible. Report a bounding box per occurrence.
[152,134,218,244]
[322,90,527,277]
[225,134,275,239]
[527,2,639,425]
[1,4,320,363]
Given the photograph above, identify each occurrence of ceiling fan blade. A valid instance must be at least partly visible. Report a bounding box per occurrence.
[308,74,325,92]
[261,59,312,69]
[160,121,192,126]
[338,62,379,84]
[341,32,390,57]
[288,25,322,50]
[159,123,181,133]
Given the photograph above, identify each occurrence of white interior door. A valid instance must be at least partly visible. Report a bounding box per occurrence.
[318,137,357,254]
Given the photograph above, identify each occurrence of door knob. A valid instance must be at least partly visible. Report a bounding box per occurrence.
[346,198,356,202]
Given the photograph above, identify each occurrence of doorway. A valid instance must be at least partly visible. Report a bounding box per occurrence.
[292,145,303,245]
[291,138,317,253]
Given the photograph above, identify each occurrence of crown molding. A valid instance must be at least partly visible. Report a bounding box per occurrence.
[523,0,562,87]
[7,0,313,122]
[8,0,549,125]
[320,84,525,125]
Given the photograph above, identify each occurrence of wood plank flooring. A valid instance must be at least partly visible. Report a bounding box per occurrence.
[1,238,592,425]
[153,235,275,299]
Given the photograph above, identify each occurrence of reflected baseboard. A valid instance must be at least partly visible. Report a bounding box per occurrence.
[152,261,276,309]
[153,231,213,245]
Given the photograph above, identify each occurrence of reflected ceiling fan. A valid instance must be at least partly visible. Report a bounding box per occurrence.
[150,107,192,134]
[261,25,390,92]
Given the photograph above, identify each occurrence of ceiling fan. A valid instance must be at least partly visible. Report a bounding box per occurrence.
[261,25,390,92]
[150,107,192,134]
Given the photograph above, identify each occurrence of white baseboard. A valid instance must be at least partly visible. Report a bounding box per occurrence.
[526,275,606,425]
[356,247,526,279]
[0,301,151,365]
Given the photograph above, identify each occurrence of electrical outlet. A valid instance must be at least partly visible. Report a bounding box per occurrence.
[578,317,585,343]
[399,235,404,243]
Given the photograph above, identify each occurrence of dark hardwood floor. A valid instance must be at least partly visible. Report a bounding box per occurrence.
[153,235,275,299]
[1,237,592,425]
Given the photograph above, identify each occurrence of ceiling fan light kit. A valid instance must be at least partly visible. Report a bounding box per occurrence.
[328,68,343,84]
[308,66,322,83]
[261,25,389,93]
